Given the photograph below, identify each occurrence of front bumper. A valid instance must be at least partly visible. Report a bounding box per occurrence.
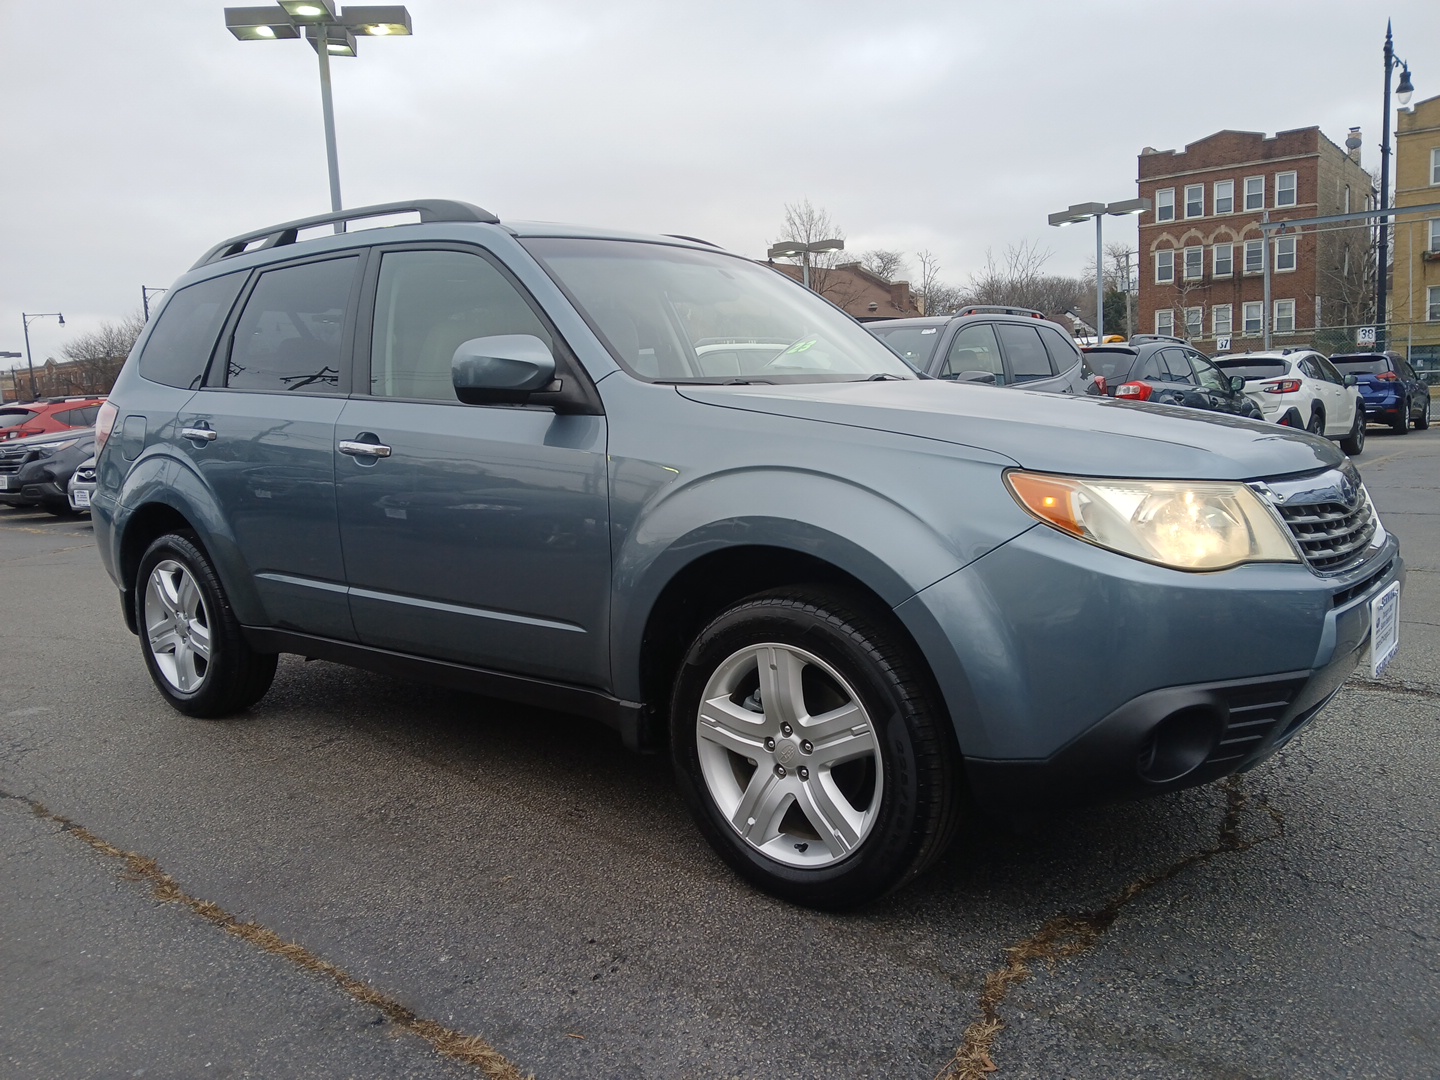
[896,520,1403,812]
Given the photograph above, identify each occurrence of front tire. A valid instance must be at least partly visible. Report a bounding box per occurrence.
[1392,398,1411,434]
[1417,395,1431,431]
[1340,408,1366,456]
[670,587,961,909]
[137,532,277,718]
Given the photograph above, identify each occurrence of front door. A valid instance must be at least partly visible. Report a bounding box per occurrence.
[334,246,611,689]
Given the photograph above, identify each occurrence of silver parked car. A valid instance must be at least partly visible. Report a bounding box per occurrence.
[68,455,97,513]
[92,200,1403,908]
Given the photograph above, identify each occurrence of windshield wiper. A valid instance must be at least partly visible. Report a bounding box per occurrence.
[865,373,905,381]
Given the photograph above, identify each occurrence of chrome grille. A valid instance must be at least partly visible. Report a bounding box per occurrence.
[1254,465,1379,575]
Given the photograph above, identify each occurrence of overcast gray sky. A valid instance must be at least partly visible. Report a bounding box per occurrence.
[2,0,1437,371]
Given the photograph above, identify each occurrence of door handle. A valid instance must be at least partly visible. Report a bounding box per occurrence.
[339,440,392,458]
[181,426,217,442]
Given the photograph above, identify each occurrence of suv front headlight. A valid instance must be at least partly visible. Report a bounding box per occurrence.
[1005,471,1299,572]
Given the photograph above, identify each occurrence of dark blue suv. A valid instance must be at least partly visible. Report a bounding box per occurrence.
[90,200,1404,908]
[1330,351,1431,433]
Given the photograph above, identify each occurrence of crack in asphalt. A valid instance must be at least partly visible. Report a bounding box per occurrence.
[931,776,1284,1080]
[1,789,533,1080]
[1343,678,1440,704]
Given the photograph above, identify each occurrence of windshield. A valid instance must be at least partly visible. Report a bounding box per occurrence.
[865,324,943,372]
[1215,358,1287,379]
[522,238,916,383]
[1330,356,1387,375]
[0,408,38,429]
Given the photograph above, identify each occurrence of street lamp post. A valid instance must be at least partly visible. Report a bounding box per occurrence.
[767,239,845,290]
[142,286,168,321]
[224,4,414,219]
[1048,198,1150,344]
[0,351,19,403]
[1376,19,1415,353]
[21,312,65,402]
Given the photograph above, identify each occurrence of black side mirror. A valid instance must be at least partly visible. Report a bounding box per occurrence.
[452,335,557,405]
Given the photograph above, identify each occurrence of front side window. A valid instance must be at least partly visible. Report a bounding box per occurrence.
[1155,249,1175,283]
[1275,236,1297,272]
[1213,244,1234,277]
[524,238,914,383]
[138,272,247,390]
[1274,299,1296,333]
[1185,307,1203,338]
[940,323,1004,383]
[1243,302,1263,334]
[1244,239,1264,274]
[995,323,1053,382]
[1214,180,1235,215]
[1184,247,1203,280]
[1156,189,1175,222]
[1156,309,1175,337]
[1275,171,1298,207]
[1193,356,1230,393]
[226,258,357,393]
[1185,185,1204,218]
[1213,304,1233,337]
[1244,176,1264,211]
[368,249,553,401]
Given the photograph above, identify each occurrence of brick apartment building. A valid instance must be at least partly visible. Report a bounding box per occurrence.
[1137,127,1373,355]
[1393,94,1440,377]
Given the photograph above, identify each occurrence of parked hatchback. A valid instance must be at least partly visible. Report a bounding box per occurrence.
[92,199,1404,909]
[865,307,1096,394]
[0,397,106,442]
[1328,351,1430,433]
[1213,351,1365,455]
[1085,340,1263,420]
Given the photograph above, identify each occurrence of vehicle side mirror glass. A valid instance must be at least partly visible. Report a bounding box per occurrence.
[452,335,557,405]
[1344,374,1358,387]
[1230,375,1246,392]
[955,370,998,385]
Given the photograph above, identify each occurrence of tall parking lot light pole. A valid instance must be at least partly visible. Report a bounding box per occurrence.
[224,4,413,219]
[1048,198,1150,345]
[22,312,65,403]
[768,239,845,290]
[1376,19,1415,353]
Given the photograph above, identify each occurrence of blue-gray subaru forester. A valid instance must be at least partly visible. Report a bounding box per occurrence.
[91,200,1403,909]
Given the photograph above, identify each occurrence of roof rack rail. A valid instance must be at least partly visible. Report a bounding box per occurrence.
[1127,334,1186,345]
[192,199,499,268]
[954,304,1045,319]
[664,233,720,248]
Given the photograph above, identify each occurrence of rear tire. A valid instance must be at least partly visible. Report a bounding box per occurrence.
[670,586,961,909]
[1306,408,1324,436]
[1340,409,1366,456]
[137,532,278,718]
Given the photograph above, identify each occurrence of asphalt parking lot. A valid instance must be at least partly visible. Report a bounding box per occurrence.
[3,427,1438,1080]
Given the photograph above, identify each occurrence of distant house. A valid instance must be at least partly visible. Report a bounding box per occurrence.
[767,260,920,321]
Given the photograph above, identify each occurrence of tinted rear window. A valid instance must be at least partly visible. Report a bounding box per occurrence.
[227,258,357,393]
[0,409,37,429]
[1084,349,1137,381]
[995,323,1053,381]
[867,325,942,372]
[139,273,248,389]
[1038,326,1081,373]
[1330,356,1388,375]
[1215,359,1287,379]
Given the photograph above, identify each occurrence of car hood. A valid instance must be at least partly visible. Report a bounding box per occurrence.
[675,382,1342,480]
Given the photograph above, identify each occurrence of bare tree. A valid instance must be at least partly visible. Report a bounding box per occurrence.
[962,242,1087,322]
[857,249,908,282]
[58,312,145,394]
[913,250,964,315]
[775,199,847,300]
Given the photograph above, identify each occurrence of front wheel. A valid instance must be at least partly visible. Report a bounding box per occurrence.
[1340,408,1366,456]
[1392,399,1411,434]
[670,587,961,909]
[1416,395,1431,431]
[137,532,277,718]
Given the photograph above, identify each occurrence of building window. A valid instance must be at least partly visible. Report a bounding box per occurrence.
[1156,309,1175,336]
[1155,249,1175,283]
[1213,244,1234,277]
[1430,219,1440,253]
[1275,171,1297,208]
[1429,286,1440,321]
[1274,299,1295,333]
[1184,246,1203,280]
[1244,239,1264,274]
[1185,307,1203,338]
[1213,304,1233,337]
[1432,149,1440,186]
[1344,185,1351,213]
[1185,184,1204,218]
[1243,302,1263,334]
[1156,188,1175,222]
[1214,180,1234,215]
[1275,235,1296,272]
[1244,176,1264,211]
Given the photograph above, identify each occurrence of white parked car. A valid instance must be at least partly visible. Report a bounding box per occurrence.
[1214,350,1365,456]
[67,455,96,513]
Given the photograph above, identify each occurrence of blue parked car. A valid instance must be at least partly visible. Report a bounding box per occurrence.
[1330,351,1430,433]
[90,199,1404,908]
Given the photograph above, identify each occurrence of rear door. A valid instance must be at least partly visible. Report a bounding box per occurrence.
[176,253,362,640]
[334,244,611,688]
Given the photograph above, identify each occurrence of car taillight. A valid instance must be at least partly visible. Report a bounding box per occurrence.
[1262,379,1301,394]
[1116,382,1153,401]
[1376,371,1398,381]
[95,401,119,455]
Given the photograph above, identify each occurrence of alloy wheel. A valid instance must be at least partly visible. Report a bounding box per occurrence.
[143,559,212,694]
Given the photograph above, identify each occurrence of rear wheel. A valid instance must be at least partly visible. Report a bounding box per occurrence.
[1306,408,1324,436]
[1340,408,1366,456]
[670,587,961,909]
[137,532,277,718]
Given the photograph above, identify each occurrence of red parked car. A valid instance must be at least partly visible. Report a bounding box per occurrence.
[0,398,106,441]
